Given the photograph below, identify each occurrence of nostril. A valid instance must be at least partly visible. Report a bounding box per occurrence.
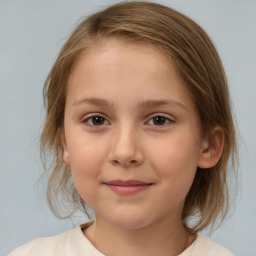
[108,142,144,167]
[112,158,139,167]
[113,160,120,165]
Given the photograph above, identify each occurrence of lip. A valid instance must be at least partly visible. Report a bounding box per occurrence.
[103,180,153,196]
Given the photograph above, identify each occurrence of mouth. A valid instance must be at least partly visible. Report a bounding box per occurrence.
[102,180,153,196]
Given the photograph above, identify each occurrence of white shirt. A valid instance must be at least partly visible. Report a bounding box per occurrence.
[9,223,235,256]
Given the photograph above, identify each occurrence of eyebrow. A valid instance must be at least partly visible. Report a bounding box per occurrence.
[72,97,112,107]
[138,99,186,110]
[72,97,186,110]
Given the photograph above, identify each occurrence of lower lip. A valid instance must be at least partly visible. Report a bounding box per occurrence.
[105,184,152,196]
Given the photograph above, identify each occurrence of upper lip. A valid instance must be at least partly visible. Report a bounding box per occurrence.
[103,180,153,186]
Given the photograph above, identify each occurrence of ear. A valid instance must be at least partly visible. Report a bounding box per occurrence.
[60,129,70,166]
[197,126,224,169]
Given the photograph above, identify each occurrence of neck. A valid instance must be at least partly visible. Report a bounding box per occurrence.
[84,215,195,256]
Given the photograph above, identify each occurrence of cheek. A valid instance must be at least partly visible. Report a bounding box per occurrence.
[68,134,107,171]
[67,138,108,198]
[148,133,200,195]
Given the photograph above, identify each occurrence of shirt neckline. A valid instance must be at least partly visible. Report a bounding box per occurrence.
[77,222,201,256]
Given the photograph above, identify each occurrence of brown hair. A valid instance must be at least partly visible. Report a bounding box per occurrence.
[41,1,237,232]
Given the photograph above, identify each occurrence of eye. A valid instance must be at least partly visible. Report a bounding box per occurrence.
[147,115,173,126]
[82,114,109,126]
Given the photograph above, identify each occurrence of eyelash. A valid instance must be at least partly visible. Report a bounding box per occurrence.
[82,113,109,126]
[82,113,175,127]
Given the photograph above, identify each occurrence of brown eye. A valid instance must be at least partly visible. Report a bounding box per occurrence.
[84,115,108,126]
[92,116,105,125]
[148,115,172,126]
[153,116,166,125]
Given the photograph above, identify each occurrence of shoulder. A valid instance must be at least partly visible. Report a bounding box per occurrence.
[187,234,235,256]
[8,228,74,256]
[8,223,102,256]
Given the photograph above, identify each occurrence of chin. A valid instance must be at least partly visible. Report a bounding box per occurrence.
[105,213,154,230]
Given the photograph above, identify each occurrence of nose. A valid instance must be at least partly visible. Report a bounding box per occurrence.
[108,125,144,168]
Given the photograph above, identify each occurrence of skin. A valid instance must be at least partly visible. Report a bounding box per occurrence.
[62,38,223,256]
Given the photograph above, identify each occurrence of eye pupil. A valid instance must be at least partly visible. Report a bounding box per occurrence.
[153,116,166,125]
[92,116,105,125]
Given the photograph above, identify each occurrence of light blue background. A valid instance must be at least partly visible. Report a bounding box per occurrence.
[1,0,256,255]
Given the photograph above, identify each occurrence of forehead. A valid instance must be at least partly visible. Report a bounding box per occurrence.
[68,38,181,87]
[66,38,193,108]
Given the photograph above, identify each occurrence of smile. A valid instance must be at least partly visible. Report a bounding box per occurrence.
[103,180,153,196]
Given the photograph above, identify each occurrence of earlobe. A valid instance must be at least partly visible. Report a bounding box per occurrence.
[197,126,224,169]
[60,129,70,166]
[63,150,70,166]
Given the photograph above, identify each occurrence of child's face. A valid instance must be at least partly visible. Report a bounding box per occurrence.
[63,39,207,229]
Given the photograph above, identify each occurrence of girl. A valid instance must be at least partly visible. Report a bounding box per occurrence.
[9,1,237,255]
